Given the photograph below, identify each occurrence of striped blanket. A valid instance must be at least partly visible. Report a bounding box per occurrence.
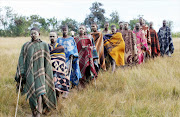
[74,36,97,80]
[15,39,57,111]
[103,32,125,66]
[49,43,70,94]
[91,32,106,70]
[149,29,160,57]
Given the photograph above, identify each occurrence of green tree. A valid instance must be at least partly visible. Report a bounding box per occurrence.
[39,17,48,30]
[4,14,31,37]
[0,6,51,36]
[166,20,173,30]
[129,18,139,30]
[129,15,149,30]
[0,7,3,27]
[55,20,61,32]
[61,18,79,32]
[109,11,120,24]
[12,16,30,36]
[0,6,15,36]
[48,17,57,30]
[84,2,106,28]
[0,6,13,30]
[29,15,41,28]
[29,15,49,35]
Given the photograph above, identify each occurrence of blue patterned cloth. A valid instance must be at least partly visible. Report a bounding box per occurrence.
[90,38,99,70]
[158,26,174,56]
[57,37,81,85]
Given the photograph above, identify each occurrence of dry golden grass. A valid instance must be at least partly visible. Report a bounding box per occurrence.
[0,36,179,117]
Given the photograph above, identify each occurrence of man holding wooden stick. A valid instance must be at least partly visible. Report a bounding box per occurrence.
[15,27,57,117]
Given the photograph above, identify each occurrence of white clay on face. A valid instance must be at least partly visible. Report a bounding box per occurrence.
[79,26,85,34]
[111,27,117,34]
[124,23,129,29]
[49,32,57,41]
[31,30,39,40]
[62,28,68,36]
[91,24,97,32]
[71,31,75,35]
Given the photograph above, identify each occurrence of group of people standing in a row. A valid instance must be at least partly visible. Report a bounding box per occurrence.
[102,18,174,66]
[15,17,174,117]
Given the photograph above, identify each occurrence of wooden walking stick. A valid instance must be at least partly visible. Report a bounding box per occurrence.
[15,76,22,117]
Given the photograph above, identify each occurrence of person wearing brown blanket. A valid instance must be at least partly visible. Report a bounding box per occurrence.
[90,23,106,71]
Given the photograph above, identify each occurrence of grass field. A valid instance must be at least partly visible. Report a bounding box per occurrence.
[0,37,179,117]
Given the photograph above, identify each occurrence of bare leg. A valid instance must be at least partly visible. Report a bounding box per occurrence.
[32,109,37,117]
[37,96,42,117]
[62,92,69,99]
[31,96,42,117]
[56,90,60,102]
[143,52,146,63]
[111,60,116,73]
[168,52,171,57]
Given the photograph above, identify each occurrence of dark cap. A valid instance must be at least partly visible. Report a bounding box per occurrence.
[31,27,40,33]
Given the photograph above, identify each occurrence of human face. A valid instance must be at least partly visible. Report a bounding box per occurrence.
[30,30,39,40]
[119,23,123,29]
[111,27,117,34]
[124,23,129,30]
[71,31,75,36]
[163,20,166,27]
[62,27,68,37]
[142,20,145,26]
[135,23,140,30]
[49,32,57,44]
[91,24,97,32]
[79,25,86,35]
[149,22,153,28]
[139,18,143,24]
[104,23,109,29]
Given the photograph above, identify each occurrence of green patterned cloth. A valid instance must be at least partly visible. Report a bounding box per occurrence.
[15,39,57,110]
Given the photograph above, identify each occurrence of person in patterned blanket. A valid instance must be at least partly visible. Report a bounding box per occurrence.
[158,20,174,57]
[48,31,70,99]
[15,28,57,117]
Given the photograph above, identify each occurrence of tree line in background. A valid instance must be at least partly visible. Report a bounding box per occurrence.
[0,2,178,37]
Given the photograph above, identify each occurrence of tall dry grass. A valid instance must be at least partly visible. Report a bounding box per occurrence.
[0,36,179,117]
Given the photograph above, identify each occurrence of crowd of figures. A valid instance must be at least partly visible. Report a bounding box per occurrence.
[15,17,174,117]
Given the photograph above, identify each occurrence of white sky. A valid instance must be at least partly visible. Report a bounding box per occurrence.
[0,0,180,32]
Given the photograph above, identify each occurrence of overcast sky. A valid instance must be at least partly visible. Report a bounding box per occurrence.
[1,0,180,32]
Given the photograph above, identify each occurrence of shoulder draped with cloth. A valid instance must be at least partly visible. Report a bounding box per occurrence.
[103,32,125,66]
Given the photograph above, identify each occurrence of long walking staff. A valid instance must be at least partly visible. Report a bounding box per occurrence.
[15,76,22,117]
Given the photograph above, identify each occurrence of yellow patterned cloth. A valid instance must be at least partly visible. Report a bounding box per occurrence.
[104,32,125,66]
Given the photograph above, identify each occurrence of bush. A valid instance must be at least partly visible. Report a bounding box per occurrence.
[172,32,180,38]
